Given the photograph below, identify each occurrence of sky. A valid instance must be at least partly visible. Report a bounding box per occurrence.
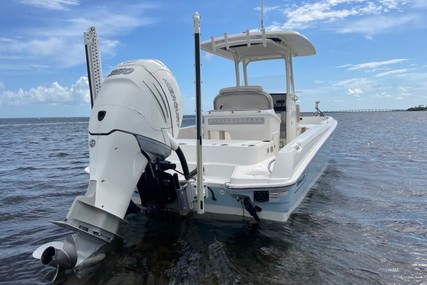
[0,0,426,118]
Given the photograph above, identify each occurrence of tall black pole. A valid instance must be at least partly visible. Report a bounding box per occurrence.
[193,12,204,214]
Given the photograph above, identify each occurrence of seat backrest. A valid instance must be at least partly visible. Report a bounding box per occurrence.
[213,86,273,110]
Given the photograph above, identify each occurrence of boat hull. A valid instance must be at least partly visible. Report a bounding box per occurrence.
[202,129,333,222]
[167,115,337,223]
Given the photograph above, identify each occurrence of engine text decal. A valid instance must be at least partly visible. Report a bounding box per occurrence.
[107,68,134,77]
[162,78,180,128]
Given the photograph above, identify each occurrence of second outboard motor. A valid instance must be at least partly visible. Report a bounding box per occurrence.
[33,59,184,278]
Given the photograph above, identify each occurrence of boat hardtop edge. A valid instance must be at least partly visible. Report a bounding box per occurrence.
[201,29,316,60]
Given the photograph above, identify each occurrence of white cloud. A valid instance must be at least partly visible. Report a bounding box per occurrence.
[254,5,281,13]
[0,77,89,105]
[281,0,399,29]
[317,65,427,108]
[336,14,423,35]
[274,0,426,37]
[334,76,389,98]
[299,67,427,111]
[347,59,408,70]
[376,68,407,77]
[314,80,327,84]
[17,0,79,10]
[380,0,399,11]
[26,38,65,57]
[335,77,371,87]
[374,91,392,98]
[284,1,357,29]
[336,63,353,69]
[0,36,83,68]
[347,88,364,96]
[1,3,158,69]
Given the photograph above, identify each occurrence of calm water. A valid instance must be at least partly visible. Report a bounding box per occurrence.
[0,112,426,284]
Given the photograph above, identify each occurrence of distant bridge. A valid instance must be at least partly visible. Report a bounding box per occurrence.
[324,109,404,113]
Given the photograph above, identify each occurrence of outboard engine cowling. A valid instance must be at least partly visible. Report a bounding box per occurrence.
[33,59,184,278]
[85,59,183,219]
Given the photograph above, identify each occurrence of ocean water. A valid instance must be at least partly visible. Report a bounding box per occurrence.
[0,112,426,284]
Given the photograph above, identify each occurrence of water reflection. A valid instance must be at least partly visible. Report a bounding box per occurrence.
[55,212,300,284]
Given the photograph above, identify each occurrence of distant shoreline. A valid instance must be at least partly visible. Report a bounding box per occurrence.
[323,109,405,113]
[406,105,427,111]
[1,108,426,120]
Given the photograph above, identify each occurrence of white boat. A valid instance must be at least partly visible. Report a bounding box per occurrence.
[168,29,337,222]
[33,14,336,279]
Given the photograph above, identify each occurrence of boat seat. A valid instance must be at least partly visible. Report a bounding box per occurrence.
[213,86,274,110]
[203,109,281,152]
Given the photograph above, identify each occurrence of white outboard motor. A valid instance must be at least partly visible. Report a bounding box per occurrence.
[33,59,187,278]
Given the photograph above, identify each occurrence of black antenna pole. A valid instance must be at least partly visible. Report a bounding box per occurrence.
[260,0,264,29]
[193,12,204,214]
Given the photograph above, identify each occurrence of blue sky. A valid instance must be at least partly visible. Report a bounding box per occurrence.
[0,0,426,118]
